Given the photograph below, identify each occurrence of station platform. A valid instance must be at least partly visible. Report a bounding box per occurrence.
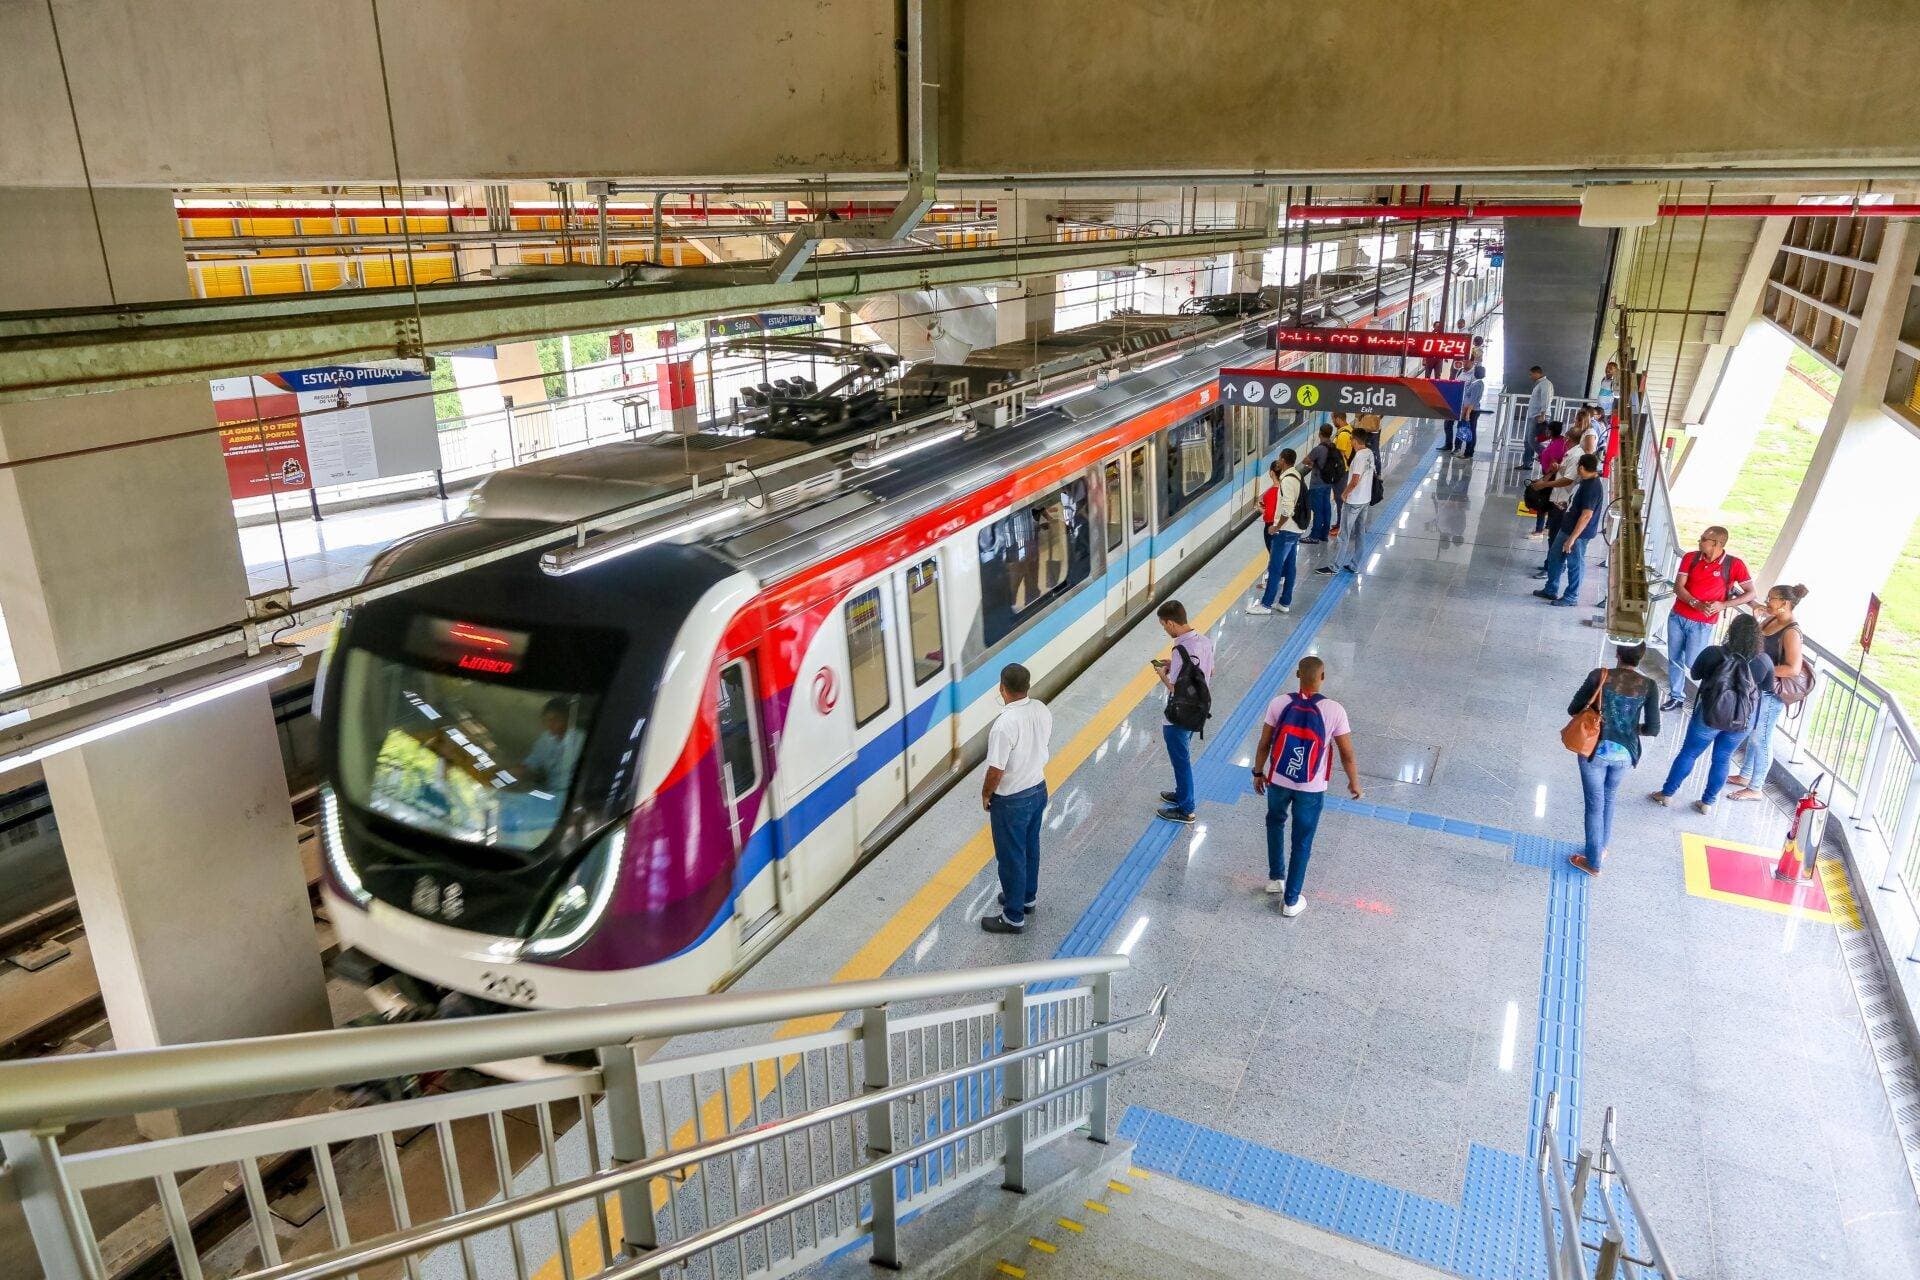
[506,416,1920,1280]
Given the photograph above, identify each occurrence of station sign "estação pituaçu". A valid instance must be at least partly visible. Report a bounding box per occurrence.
[1216,368,1466,420]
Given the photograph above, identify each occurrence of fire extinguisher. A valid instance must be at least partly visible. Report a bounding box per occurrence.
[1773,773,1828,883]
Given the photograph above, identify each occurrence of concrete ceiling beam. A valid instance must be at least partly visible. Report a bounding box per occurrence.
[0,226,1275,404]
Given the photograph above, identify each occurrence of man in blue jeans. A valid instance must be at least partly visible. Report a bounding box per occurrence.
[980,663,1054,935]
[1536,453,1604,607]
[1153,599,1216,824]
[1249,657,1362,917]
[1302,424,1338,544]
[1248,450,1306,615]
[1660,527,1754,711]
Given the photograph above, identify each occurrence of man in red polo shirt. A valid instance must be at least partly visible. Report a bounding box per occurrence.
[1662,526,1757,711]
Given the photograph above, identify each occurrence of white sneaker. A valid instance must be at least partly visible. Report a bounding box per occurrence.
[1246,603,1273,615]
[1282,898,1306,918]
[1526,531,1547,541]
[1265,878,1285,895]
[1275,603,1291,614]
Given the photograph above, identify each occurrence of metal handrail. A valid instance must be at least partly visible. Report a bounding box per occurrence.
[1620,332,1920,929]
[248,988,1168,1280]
[0,954,1124,1130]
[1535,1093,1676,1279]
[1602,1126,1677,1278]
[602,1043,1162,1280]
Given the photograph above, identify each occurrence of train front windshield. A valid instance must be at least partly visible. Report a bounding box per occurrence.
[334,621,603,854]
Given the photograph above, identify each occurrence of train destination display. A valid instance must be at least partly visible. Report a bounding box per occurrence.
[1269,325,1471,359]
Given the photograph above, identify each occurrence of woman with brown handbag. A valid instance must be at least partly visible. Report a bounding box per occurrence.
[1728,584,1812,801]
[1564,643,1661,877]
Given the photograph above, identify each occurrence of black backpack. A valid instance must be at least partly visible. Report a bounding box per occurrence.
[1165,648,1212,736]
[1699,652,1761,733]
[1285,470,1311,529]
[1315,443,1347,489]
[1367,446,1385,506]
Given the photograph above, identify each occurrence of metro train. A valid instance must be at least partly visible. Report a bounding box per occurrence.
[317,261,1496,1014]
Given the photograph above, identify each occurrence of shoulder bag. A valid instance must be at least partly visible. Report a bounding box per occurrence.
[1562,669,1608,755]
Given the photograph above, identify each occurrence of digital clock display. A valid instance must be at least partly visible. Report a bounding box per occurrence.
[1271,327,1472,360]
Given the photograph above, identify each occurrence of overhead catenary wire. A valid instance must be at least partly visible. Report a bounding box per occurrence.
[41,0,117,305]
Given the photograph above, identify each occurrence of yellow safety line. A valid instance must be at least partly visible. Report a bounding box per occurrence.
[1128,1167,1152,1180]
[536,547,1268,1277]
[1028,1237,1059,1253]
[1057,1217,1086,1233]
[1106,1179,1133,1194]
[995,1263,1028,1278]
[1083,1200,1110,1214]
[1817,857,1865,931]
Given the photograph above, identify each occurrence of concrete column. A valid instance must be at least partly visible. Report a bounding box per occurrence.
[995,197,1059,345]
[0,190,329,1099]
[1760,221,1920,645]
[1668,318,1794,510]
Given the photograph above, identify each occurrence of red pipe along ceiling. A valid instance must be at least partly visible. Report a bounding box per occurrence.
[1291,202,1920,220]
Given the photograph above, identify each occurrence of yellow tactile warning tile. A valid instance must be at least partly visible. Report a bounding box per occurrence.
[1128,1167,1152,1179]
[1083,1199,1110,1214]
[1106,1179,1133,1194]
[995,1262,1028,1277]
[1028,1237,1059,1253]
[533,548,1269,1278]
[1056,1217,1086,1233]
[1817,856,1865,931]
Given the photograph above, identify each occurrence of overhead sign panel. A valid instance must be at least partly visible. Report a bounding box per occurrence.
[1270,325,1471,360]
[1218,368,1465,420]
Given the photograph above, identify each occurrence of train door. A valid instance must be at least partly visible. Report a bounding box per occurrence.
[842,580,909,845]
[1117,442,1155,624]
[893,554,953,792]
[714,654,783,942]
[1230,405,1263,516]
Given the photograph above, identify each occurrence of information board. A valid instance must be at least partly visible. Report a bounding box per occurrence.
[212,362,440,500]
[1270,326,1471,360]
[1217,368,1465,420]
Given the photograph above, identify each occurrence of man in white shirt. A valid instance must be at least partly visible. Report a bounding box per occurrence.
[1321,426,1377,576]
[980,663,1053,934]
[1519,365,1555,471]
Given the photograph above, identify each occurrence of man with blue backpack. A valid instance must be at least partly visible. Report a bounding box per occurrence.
[1249,656,1362,916]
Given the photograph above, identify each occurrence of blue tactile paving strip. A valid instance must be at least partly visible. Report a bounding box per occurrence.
[1028,424,1598,1277]
[1039,427,1447,997]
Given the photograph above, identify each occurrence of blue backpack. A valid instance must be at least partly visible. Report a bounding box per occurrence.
[1268,693,1330,786]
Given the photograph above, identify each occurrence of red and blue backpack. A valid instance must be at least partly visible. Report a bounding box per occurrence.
[1268,693,1330,785]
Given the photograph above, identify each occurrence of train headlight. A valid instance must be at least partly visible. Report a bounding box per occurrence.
[526,824,626,956]
[320,786,370,906]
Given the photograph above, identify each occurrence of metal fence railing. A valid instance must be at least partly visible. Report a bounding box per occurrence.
[1621,333,1920,954]
[1535,1092,1677,1279]
[0,955,1164,1280]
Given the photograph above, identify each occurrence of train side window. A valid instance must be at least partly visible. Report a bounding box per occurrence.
[1266,408,1285,449]
[1162,406,1225,518]
[845,587,892,727]
[977,479,1091,648]
[1103,459,1124,551]
[715,660,761,800]
[905,559,945,686]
